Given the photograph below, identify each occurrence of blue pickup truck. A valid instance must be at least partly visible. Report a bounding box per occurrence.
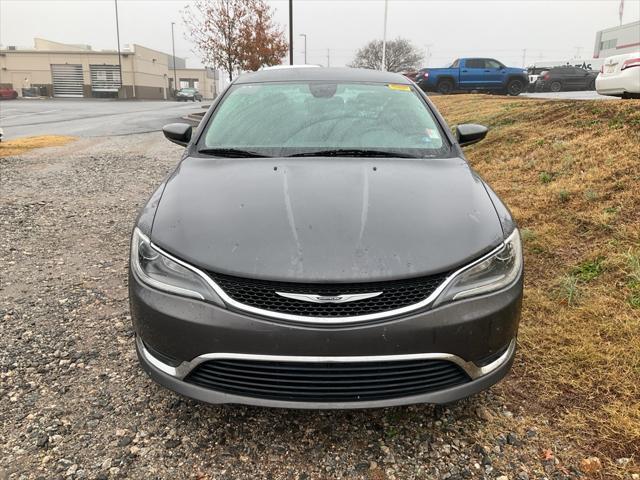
[415,58,529,96]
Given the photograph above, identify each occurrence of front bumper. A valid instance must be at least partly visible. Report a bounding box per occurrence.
[136,335,516,409]
[130,270,522,408]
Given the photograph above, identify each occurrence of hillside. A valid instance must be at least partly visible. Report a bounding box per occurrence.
[432,94,640,473]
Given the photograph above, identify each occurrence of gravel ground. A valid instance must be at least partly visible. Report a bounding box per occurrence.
[0,135,629,480]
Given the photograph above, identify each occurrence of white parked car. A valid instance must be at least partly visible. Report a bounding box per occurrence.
[596,51,640,99]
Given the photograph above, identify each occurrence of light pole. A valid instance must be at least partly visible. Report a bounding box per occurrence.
[381,0,388,71]
[424,44,432,67]
[171,22,177,97]
[289,0,294,65]
[114,0,124,97]
[299,34,307,64]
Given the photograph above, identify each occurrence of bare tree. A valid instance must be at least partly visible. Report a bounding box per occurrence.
[350,38,423,72]
[183,0,287,81]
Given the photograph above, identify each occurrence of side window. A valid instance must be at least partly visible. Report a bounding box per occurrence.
[466,59,484,69]
[450,59,460,68]
[486,60,502,69]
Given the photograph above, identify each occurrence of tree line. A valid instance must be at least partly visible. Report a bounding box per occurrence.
[183,0,424,80]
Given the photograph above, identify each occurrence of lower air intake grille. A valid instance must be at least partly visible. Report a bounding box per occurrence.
[185,358,470,402]
[207,271,450,318]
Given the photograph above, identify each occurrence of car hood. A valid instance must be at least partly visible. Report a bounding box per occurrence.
[151,156,504,282]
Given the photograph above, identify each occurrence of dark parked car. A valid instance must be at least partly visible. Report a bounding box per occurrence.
[131,67,523,409]
[526,66,550,92]
[0,87,18,100]
[175,87,202,101]
[401,70,419,82]
[415,58,529,95]
[535,66,598,92]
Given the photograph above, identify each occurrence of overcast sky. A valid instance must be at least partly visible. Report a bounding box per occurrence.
[1,0,638,68]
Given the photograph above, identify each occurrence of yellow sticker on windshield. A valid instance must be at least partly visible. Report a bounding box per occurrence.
[388,84,411,91]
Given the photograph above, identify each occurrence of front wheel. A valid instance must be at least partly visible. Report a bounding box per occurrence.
[506,79,524,96]
[550,81,562,93]
[437,79,454,94]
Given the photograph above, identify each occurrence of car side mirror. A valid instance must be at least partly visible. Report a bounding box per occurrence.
[163,123,192,147]
[456,124,488,147]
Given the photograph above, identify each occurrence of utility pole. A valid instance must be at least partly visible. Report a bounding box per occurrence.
[574,46,582,59]
[299,34,307,64]
[327,49,330,67]
[114,0,124,98]
[171,22,177,97]
[289,0,293,65]
[381,0,388,71]
[425,44,433,67]
[521,48,527,68]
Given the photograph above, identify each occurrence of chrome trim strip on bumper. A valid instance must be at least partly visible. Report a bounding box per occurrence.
[144,231,509,325]
[136,336,516,382]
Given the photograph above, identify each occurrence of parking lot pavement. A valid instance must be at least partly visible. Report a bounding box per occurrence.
[521,90,618,101]
[1,133,581,480]
[0,98,206,139]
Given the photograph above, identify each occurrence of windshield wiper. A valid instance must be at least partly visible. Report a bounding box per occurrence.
[198,148,270,158]
[288,149,418,158]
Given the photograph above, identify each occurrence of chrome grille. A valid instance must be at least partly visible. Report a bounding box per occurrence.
[208,271,450,318]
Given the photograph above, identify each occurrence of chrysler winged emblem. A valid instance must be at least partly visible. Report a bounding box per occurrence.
[275,291,383,303]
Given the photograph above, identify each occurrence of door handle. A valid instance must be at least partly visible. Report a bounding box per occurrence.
[484,70,490,72]
[462,70,468,72]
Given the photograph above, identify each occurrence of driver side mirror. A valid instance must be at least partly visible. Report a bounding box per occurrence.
[456,124,488,147]
[163,123,192,147]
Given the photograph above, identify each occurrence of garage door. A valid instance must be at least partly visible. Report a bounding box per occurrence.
[90,65,121,93]
[51,64,84,97]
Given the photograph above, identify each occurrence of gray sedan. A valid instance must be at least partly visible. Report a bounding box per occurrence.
[130,67,523,409]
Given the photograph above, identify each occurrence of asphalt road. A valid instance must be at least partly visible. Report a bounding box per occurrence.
[0,99,207,139]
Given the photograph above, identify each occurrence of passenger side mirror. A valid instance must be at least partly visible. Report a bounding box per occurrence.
[456,124,488,147]
[163,123,192,147]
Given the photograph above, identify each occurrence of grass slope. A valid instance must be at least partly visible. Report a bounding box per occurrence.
[432,95,640,466]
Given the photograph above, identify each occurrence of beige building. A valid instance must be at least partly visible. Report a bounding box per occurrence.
[0,38,217,99]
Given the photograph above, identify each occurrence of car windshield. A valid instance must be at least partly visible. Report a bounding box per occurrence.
[181,88,195,92]
[200,82,449,158]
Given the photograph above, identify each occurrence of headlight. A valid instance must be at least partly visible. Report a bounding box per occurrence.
[130,228,222,303]
[434,229,522,305]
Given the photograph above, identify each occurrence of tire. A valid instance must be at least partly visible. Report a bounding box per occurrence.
[506,78,524,96]
[550,81,562,93]
[437,79,454,94]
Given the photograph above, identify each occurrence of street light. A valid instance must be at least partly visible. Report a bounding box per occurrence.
[114,0,124,97]
[381,0,388,71]
[289,0,294,65]
[171,22,177,98]
[299,34,307,64]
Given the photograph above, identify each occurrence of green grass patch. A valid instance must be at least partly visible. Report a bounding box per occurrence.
[572,257,605,282]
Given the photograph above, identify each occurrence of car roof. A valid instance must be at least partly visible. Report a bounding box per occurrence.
[234,67,411,85]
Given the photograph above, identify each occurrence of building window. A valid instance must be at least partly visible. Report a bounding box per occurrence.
[600,39,617,50]
[179,78,199,89]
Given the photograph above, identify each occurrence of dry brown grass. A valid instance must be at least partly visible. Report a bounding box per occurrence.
[0,135,76,157]
[432,94,640,467]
